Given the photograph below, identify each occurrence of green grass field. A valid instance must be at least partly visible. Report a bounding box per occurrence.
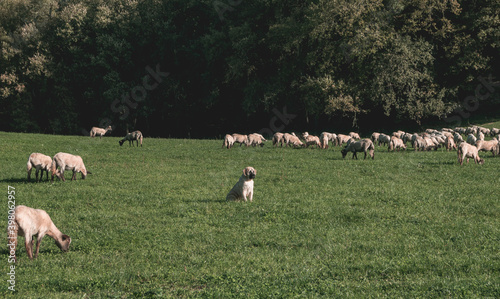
[1,131,499,297]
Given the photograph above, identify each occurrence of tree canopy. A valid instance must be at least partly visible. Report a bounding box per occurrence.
[1,0,498,137]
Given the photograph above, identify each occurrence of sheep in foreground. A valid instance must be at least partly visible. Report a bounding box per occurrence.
[51,152,89,182]
[223,134,234,149]
[90,125,112,139]
[7,205,71,262]
[457,143,484,165]
[476,139,499,156]
[27,153,52,182]
[119,130,143,147]
[341,139,375,159]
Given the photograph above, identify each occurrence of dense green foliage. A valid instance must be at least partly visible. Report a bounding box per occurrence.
[0,0,499,137]
[1,131,499,297]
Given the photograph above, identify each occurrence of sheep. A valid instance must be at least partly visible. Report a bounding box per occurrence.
[349,132,360,140]
[231,134,248,147]
[223,134,235,149]
[413,136,426,151]
[371,132,380,144]
[51,152,89,182]
[454,132,464,144]
[475,139,499,156]
[246,133,266,147]
[466,134,477,145]
[445,136,457,151]
[490,128,500,136]
[90,125,112,139]
[283,133,297,147]
[337,134,352,146]
[272,132,284,147]
[286,135,304,148]
[423,136,439,150]
[388,136,406,151]
[26,153,52,182]
[478,131,485,141]
[119,130,143,147]
[7,205,71,261]
[378,133,391,146]
[341,138,375,159]
[303,134,321,148]
[457,142,484,165]
[320,132,337,148]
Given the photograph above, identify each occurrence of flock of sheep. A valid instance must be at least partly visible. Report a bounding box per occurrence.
[10,124,500,262]
[223,125,500,164]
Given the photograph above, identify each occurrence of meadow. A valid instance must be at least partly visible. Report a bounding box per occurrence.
[0,130,499,298]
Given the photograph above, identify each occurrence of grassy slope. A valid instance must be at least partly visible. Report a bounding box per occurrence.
[0,131,499,297]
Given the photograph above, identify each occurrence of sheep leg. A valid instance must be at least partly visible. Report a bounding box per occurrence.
[27,168,32,182]
[25,237,34,260]
[35,169,40,182]
[71,171,77,181]
[34,236,44,258]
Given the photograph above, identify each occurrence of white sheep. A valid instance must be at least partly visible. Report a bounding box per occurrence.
[223,134,235,149]
[303,134,321,148]
[377,133,391,146]
[90,125,112,139]
[272,132,284,147]
[341,139,375,159]
[119,130,143,147]
[26,153,52,182]
[231,134,248,147]
[466,134,477,145]
[457,142,484,165]
[51,152,89,182]
[476,139,499,156]
[388,136,406,151]
[349,132,361,139]
[246,133,266,147]
[337,134,352,146]
[445,136,457,151]
[286,135,304,148]
[7,205,71,261]
[320,132,337,148]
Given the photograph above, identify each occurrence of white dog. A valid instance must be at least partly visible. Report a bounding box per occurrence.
[226,167,256,202]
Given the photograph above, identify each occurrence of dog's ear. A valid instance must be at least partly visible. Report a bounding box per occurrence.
[243,167,249,177]
[253,168,257,175]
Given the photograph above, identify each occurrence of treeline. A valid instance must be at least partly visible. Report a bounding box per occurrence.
[1,0,498,138]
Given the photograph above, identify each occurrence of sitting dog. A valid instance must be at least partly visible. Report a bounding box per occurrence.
[226,167,256,202]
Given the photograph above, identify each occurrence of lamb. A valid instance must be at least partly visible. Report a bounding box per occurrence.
[283,133,297,147]
[246,133,266,147]
[371,132,380,144]
[119,130,143,147]
[272,132,284,147]
[445,136,457,151]
[223,134,235,149]
[7,205,71,261]
[51,152,89,182]
[232,134,248,147]
[341,138,375,159]
[457,142,484,165]
[90,125,112,139]
[475,139,499,156]
[26,153,52,182]
[388,136,406,151]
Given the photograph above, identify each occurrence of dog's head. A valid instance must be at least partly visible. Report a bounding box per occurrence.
[243,166,256,180]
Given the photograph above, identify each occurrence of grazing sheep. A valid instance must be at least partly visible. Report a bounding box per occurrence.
[223,134,235,149]
[51,152,89,182]
[283,133,297,147]
[478,131,485,141]
[371,132,380,144]
[287,135,304,148]
[457,142,484,165]
[26,153,52,182]
[476,139,499,156]
[349,132,361,140]
[445,136,457,151]
[490,128,500,136]
[454,132,464,144]
[337,134,352,146]
[119,130,143,147]
[90,125,112,139]
[246,133,266,147]
[378,133,391,146]
[341,139,375,159]
[388,136,407,151]
[413,136,426,151]
[320,132,337,148]
[466,134,477,145]
[7,205,71,261]
[272,132,284,147]
[231,134,248,147]
[303,134,321,148]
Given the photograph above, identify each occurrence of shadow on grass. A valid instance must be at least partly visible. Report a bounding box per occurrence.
[0,178,29,184]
